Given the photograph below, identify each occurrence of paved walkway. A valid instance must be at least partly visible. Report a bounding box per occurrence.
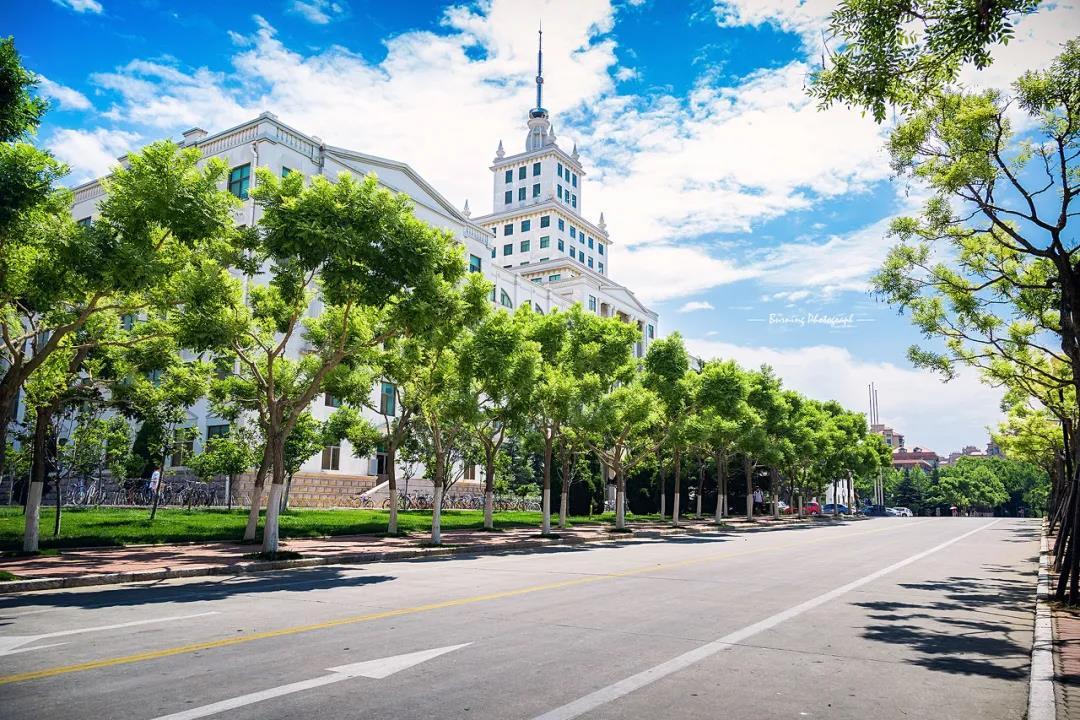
[0,515,815,588]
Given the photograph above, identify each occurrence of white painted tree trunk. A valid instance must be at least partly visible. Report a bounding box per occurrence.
[559,489,568,529]
[261,483,284,553]
[23,481,43,552]
[672,493,680,526]
[773,490,780,520]
[431,484,444,545]
[388,485,399,535]
[541,487,551,535]
[484,489,494,529]
[696,492,702,517]
[244,484,263,542]
[615,470,626,530]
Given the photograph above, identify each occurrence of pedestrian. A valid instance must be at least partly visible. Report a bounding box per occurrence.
[752,487,764,514]
[150,468,162,499]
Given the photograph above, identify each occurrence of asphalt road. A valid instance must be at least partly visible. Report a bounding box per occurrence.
[0,517,1039,720]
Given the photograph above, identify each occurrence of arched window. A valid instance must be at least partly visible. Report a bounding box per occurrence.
[500,289,513,308]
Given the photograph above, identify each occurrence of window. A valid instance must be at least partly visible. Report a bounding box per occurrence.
[464,463,477,480]
[648,324,655,339]
[598,243,605,255]
[121,314,136,331]
[325,393,341,407]
[549,274,561,282]
[503,243,513,256]
[588,237,594,249]
[588,295,597,312]
[540,215,550,228]
[374,446,388,476]
[539,235,550,249]
[469,254,482,273]
[321,444,341,471]
[228,164,251,199]
[519,166,527,180]
[491,226,497,235]
[557,162,564,178]
[587,257,594,268]
[532,277,542,284]
[281,166,292,178]
[557,185,563,199]
[504,190,512,205]
[171,429,194,467]
[207,424,230,440]
[521,219,531,232]
[520,239,530,252]
[491,248,496,259]
[572,194,577,208]
[380,382,396,415]
[500,289,513,308]
[557,239,565,251]
[572,173,578,188]
[489,286,496,302]
[570,226,577,239]
[504,224,514,236]
[570,248,576,259]
[539,257,549,262]
[518,187,526,201]
[532,162,541,176]
[76,217,92,228]
[532,183,541,198]
[504,169,513,183]
[598,262,604,274]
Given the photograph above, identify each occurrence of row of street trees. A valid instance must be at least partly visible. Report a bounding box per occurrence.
[812,2,1075,598]
[1,36,891,557]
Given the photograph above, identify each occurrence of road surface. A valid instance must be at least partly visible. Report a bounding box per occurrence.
[0,517,1039,719]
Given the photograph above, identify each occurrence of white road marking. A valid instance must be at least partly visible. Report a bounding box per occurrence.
[0,611,220,656]
[532,520,1002,720]
[147,643,471,720]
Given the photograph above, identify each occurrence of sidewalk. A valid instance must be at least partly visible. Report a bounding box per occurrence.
[1056,606,1080,719]
[0,514,820,593]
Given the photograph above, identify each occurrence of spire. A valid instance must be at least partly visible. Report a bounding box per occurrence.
[535,23,544,114]
[462,199,471,218]
[495,140,505,159]
[571,142,579,161]
[524,24,552,152]
[598,212,607,231]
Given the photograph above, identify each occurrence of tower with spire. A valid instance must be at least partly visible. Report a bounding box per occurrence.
[476,25,612,281]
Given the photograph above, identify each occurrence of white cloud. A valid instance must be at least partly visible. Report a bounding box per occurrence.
[48,128,140,183]
[289,0,348,25]
[37,76,93,111]
[610,244,758,303]
[678,300,715,313]
[685,339,1004,453]
[711,0,833,43]
[52,0,103,13]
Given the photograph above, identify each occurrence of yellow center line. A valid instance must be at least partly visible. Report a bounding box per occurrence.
[0,519,931,686]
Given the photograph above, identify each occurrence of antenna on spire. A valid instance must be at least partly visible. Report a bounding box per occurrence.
[535,22,545,112]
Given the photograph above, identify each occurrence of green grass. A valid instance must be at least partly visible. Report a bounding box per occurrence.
[0,507,663,551]
[0,570,18,581]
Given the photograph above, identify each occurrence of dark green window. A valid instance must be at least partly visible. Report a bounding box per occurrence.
[228,164,251,199]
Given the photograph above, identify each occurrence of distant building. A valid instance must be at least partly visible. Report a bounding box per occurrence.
[870,423,905,450]
[892,447,940,474]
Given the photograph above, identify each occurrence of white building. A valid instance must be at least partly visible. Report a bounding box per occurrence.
[67,47,658,505]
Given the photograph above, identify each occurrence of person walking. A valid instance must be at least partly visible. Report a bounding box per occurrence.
[752,486,764,515]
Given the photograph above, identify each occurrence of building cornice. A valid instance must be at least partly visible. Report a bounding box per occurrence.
[491,144,583,175]
[473,201,611,244]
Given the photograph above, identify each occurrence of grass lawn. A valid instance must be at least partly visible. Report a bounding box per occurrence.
[0,506,663,550]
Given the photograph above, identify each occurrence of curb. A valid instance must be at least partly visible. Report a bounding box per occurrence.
[0,518,810,594]
[1029,521,1056,720]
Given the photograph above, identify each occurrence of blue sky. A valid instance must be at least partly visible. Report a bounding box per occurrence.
[5,0,1079,451]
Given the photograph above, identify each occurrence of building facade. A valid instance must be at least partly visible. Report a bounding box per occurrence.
[66,61,658,504]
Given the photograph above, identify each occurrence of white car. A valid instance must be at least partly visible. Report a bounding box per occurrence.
[892,507,913,517]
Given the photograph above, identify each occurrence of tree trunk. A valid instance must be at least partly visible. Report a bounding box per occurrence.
[615,465,626,530]
[833,478,839,516]
[22,406,51,552]
[261,433,287,554]
[387,444,399,534]
[672,448,682,526]
[658,462,665,518]
[772,468,780,520]
[558,449,570,530]
[281,472,294,513]
[744,456,754,522]
[0,385,20,489]
[541,433,553,535]
[431,453,445,546]
[714,451,725,524]
[244,445,271,542]
[696,461,704,517]
[483,449,495,531]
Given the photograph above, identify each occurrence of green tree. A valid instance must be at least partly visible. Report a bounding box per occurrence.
[186,425,258,510]
[811,0,1041,122]
[642,333,694,525]
[734,366,789,521]
[694,359,751,522]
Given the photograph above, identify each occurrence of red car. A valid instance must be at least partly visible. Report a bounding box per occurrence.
[803,501,822,515]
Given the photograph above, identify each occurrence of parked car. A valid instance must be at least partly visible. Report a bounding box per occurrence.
[821,503,850,515]
[892,507,913,517]
[864,504,890,516]
[885,507,900,516]
[777,500,791,514]
[803,501,822,515]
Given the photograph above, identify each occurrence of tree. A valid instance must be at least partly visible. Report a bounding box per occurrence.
[458,309,540,530]
[694,359,751,522]
[872,40,1080,599]
[811,0,1041,122]
[734,366,789,521]
[186,425,258,511]
[220,170,469,554]
[642,333,694,526]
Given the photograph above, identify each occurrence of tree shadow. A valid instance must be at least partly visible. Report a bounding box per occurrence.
[0,567,396,614]
[854,569,1034,681]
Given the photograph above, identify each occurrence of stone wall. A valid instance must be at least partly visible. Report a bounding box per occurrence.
[231,471,379,508]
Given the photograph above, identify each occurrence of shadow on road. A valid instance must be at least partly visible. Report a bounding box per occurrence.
[856,562,1035,681]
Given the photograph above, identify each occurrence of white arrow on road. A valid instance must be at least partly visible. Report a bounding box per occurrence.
[0,612,220,656]
[148,643,471,720]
